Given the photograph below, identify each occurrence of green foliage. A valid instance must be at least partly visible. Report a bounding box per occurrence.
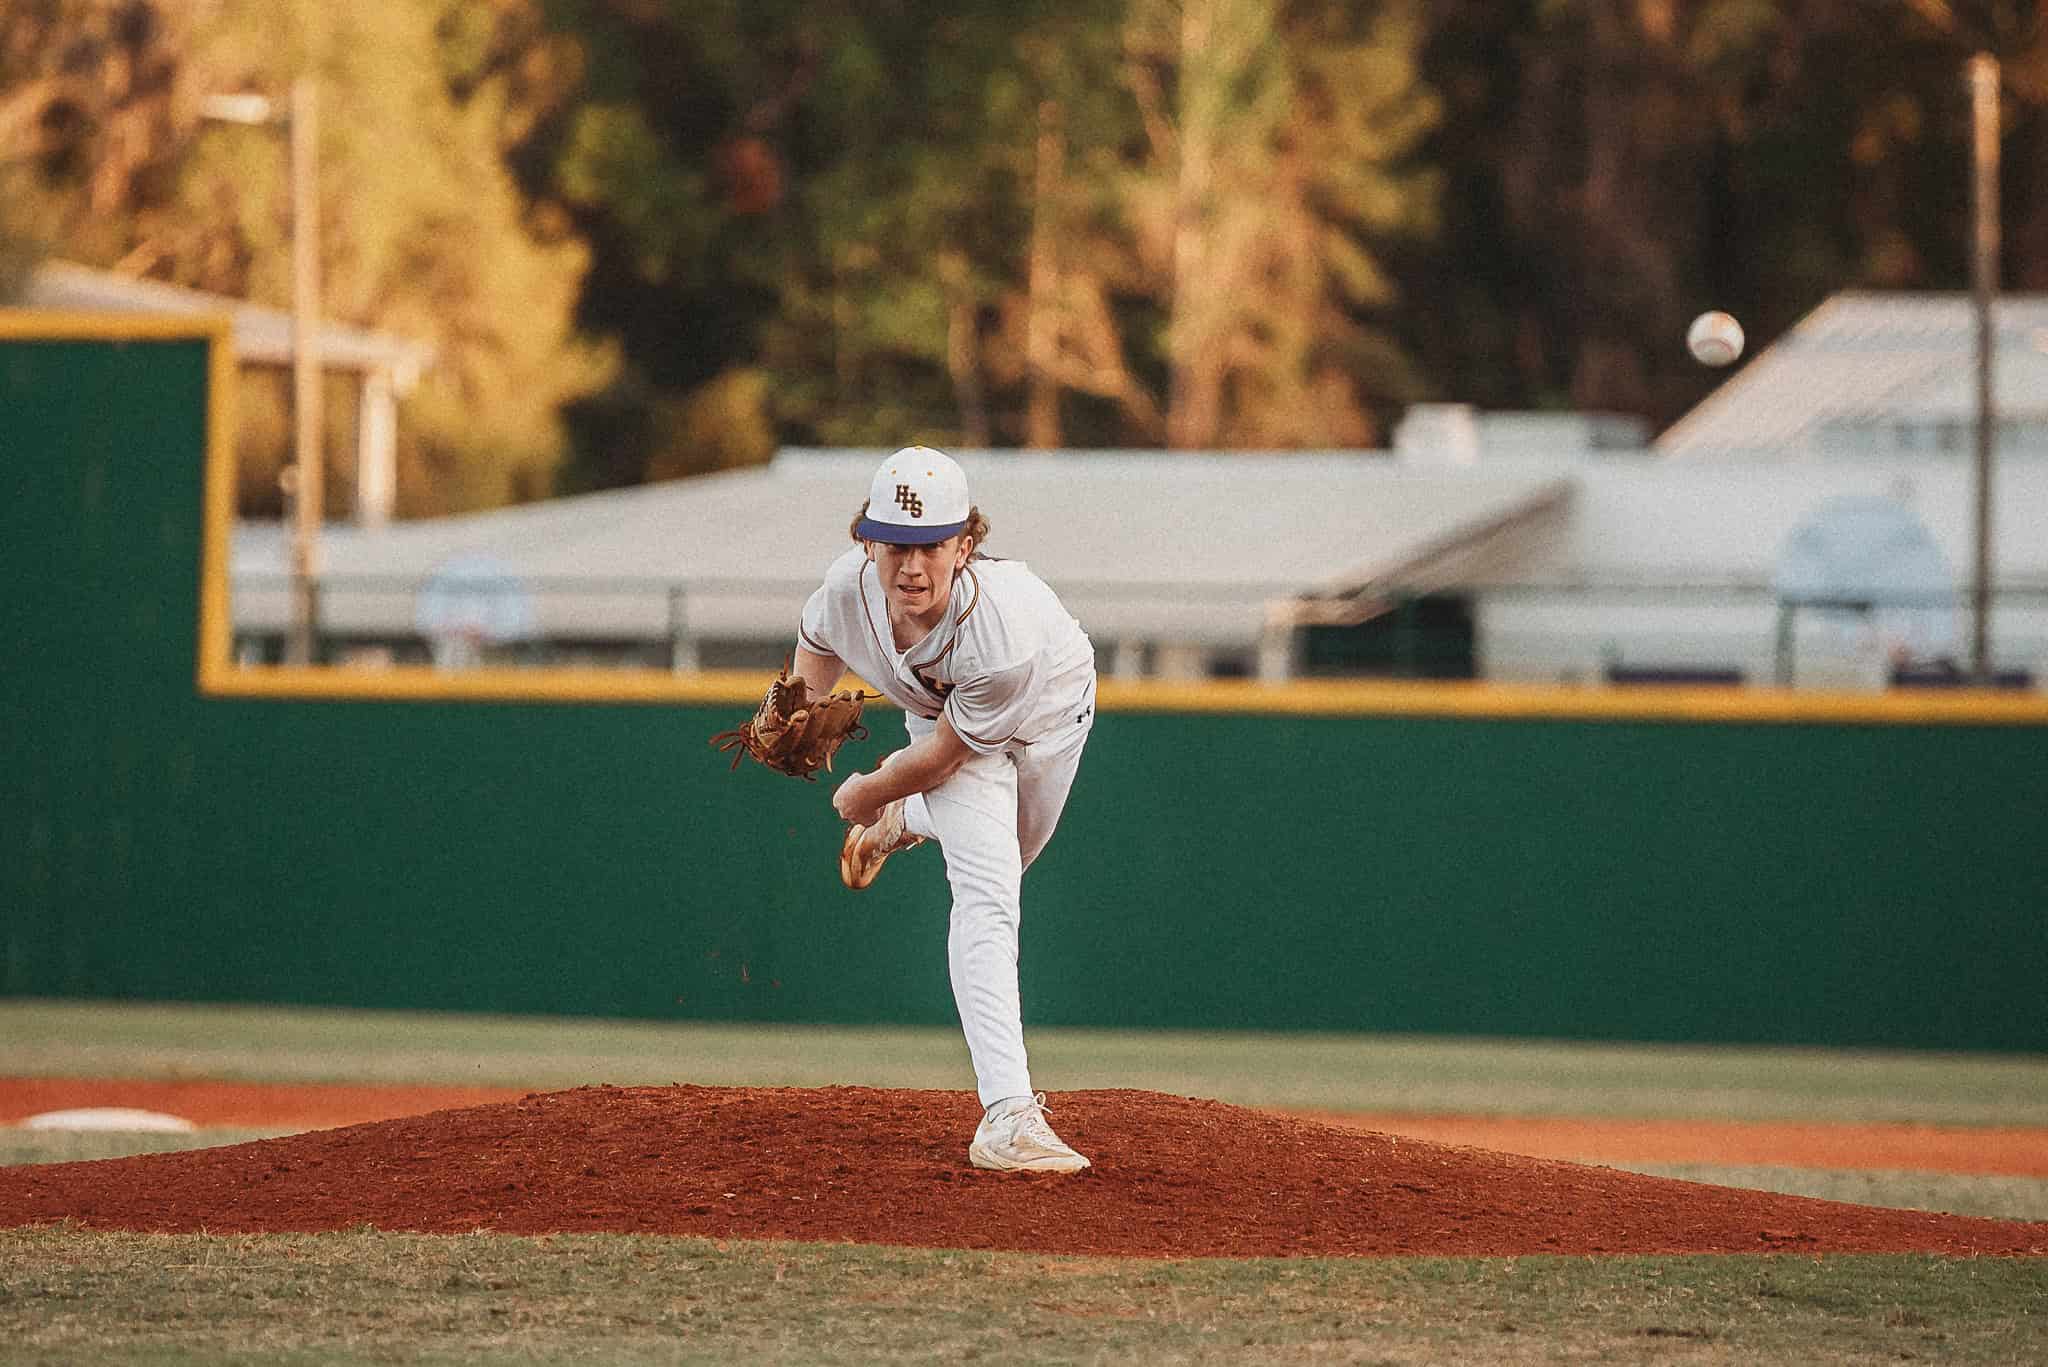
[512,0,1433,461]
[181,1,614,514]
[1400,0,2048,423]
[12,0,2048,498]
[1119,0,1439,446]
[0,0,610,515]
[556,102,712,282]
[0,175,54,304]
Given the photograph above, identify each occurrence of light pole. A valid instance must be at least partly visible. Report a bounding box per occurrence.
[1968,53,1999,684]
[199,79,323,666]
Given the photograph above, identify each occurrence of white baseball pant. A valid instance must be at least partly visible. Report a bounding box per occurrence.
[902,694,1094,1107]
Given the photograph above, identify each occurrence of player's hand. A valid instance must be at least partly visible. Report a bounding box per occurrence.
[832,771,883,827]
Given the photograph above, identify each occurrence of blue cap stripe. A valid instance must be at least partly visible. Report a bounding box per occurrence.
[855,517,969,545]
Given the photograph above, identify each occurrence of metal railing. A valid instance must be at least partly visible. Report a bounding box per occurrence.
[227,572,2048,688]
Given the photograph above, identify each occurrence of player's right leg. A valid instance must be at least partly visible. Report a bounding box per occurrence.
[915,755,1088,1171]
[969,1091,1090,1173]
[918,761,1030,1108]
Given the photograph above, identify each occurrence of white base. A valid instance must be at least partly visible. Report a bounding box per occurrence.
[21,1107,197,1133]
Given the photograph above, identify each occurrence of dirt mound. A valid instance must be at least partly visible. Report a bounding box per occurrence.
[2,1086,2041,1257]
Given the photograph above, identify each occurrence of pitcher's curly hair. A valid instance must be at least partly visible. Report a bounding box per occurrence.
[849,502,989,548]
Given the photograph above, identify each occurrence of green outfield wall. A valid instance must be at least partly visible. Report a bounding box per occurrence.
[5,330,2046,1050]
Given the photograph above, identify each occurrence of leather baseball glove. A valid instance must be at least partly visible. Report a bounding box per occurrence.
[711,665,874,781]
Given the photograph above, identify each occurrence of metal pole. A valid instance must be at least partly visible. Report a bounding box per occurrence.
[1969,53,1999,683]
[1025,99,1064,449]
[667,584,696,673]
[1774,600,1795,687]
[288,76,324,665]
[1395,595,1419,678]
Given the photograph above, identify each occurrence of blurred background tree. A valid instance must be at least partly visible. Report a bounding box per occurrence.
[1115,0,1435,448]
[0,0,611,515]
[496,0,1092,483]
[0,0,185,299]
[8,0,2048,505]
[1398,0,2048,423]
[504,0,1432,466]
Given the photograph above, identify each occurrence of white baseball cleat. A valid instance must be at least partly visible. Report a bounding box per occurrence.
[839,797,923,890]
[968,1092,1091,1173]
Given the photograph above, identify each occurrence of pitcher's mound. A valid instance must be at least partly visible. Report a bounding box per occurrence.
[2,1086,2040,1257]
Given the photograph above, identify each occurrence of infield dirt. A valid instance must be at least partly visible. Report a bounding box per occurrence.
[2,1085,2043,1257]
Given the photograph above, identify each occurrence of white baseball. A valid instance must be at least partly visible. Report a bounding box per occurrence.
[1687,310,1745,367]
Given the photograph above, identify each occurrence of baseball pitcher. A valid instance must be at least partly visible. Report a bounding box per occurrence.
[717,447,1097,1172]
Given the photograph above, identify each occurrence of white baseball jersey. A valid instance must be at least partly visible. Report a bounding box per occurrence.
[798,547,1096,754]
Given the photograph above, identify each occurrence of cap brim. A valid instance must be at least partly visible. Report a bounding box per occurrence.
[856,517,969,545]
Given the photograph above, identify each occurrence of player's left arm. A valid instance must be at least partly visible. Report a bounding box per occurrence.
[790,643,845,695]
[831,715,973,826]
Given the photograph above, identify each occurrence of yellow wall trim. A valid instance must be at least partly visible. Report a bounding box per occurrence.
[1095,676,2048,724]
[0,310,234,343]
[198,315,238,691]
[206,664,2048,725]
[211,666,779,705]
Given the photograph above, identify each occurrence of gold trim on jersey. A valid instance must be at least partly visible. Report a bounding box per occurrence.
[856,559,943,717]
[951,713,1020,750]
[856,558,896,665]
[952,563,984,628]
[858,558,989,715]
[914,566,984,703]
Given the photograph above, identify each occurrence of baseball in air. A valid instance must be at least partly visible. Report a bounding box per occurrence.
[1687,310,1745,367]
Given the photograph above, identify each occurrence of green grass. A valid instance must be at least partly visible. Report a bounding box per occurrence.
[4,1001,2045,1363]
[1616,1163,2048,1223]
[8,998,2048,1124]
[2,1227,2043,1366]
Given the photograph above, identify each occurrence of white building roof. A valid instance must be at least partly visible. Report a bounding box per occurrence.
[1657,292,2048,457]
[1477,456,2048,686]
[232,448,1575,647]
[226,439,2048,685]
[26,261,430,384]
[1548,458,2048,585]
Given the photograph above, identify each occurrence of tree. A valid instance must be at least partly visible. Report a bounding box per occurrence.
[0,0,610,514]
[0,0,189,291]
[1116,0,1436,447]
[512,0,1435,466]
[1397,0,2048,427]
[509,0,1084,476]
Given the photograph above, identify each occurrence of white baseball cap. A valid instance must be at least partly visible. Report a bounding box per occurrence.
[855,446,971,545]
